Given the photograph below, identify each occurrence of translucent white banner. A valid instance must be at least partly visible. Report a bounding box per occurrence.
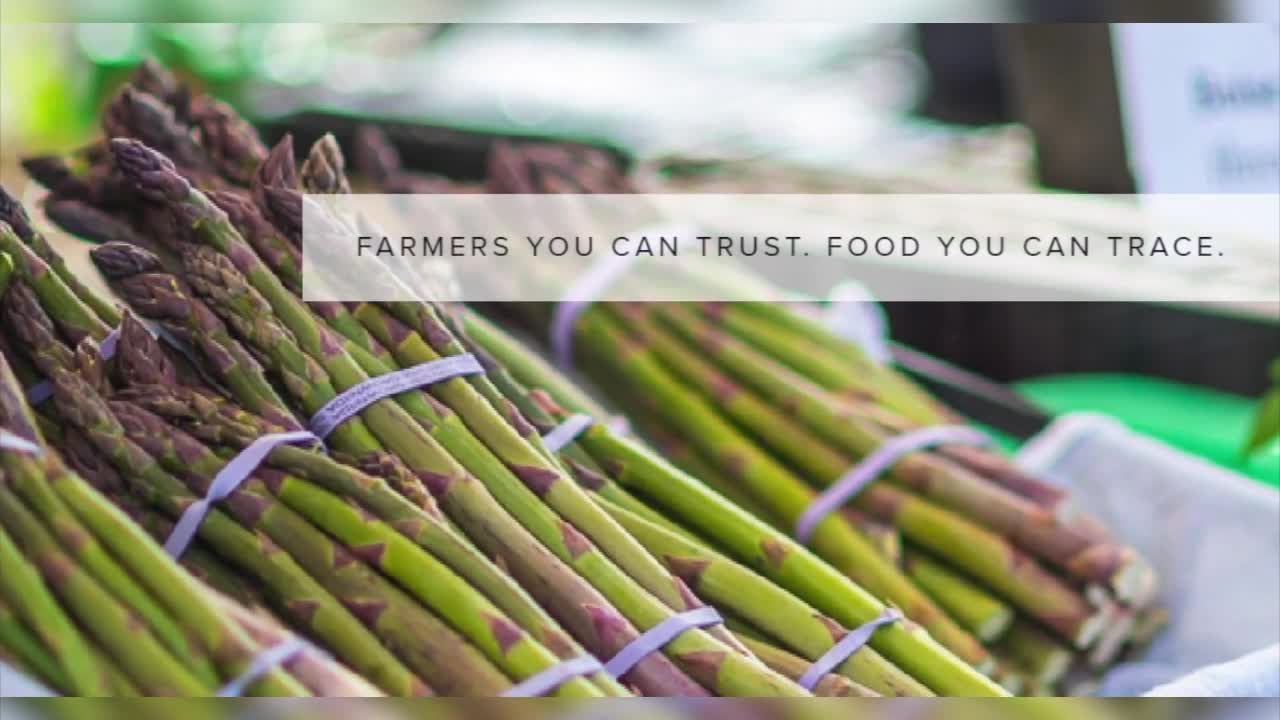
[301,193,1280,306]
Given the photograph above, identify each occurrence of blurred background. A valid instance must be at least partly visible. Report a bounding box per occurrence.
[0,21,1276,483]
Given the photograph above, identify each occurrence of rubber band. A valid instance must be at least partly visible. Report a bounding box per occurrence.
[549,222,692,370]
[542,414,595,453]
[25,326,122,404]
[798,607,903,691]
[794,425,990,543]
[25,321,195,405]
[0,429,42,456]
[604,606,723,679]
[307,354,484,439]
[541,413,632,454]
[217,636,312,697]
[164,430,320,559]
[501,655,605,697]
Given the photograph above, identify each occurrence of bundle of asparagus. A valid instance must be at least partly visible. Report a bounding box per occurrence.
[463,139,1161,692]
[10,57,1160,697]
[0,341,377,696]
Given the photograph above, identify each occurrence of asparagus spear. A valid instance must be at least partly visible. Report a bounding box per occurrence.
[993,620,1074,688]
[102,85,210,180]
[0,594,71,692]
[108,141,793,696]
[42,196,155,251]
[188,96,268,186]
[130,58,189,119]
[0,484,211,695]
[0,522,112,695]
[251,134,303,243]
[301,134,352,195]
[3,447,221,687]
[903,550,1014,644]
[207,592,382,697]
[91,243,301,432]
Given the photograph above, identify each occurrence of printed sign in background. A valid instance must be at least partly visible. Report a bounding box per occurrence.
[1112,24,1279,195]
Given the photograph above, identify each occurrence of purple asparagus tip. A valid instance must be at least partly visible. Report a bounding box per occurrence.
[90,241,164,279]
[258,133,298,190]
[108,138,189,203]
[0,185,32,239]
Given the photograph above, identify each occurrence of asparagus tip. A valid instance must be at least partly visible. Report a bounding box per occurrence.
[90,241,164,279]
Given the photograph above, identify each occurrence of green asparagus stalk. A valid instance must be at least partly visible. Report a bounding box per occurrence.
[348,299,798,691]
[1,325,312,696]
[733,301,947,423]
[458,310,613,421]
[0,485,210,695]
[0,521,113,695]
[903,550,1014,643]
[206,591,382,697]
[0,591,72,692]
[3,447,220,687]
[844,509,903,567]
[993,620,1074,688]
[594,494,933,697]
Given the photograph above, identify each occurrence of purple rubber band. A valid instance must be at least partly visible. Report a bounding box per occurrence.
[798,607,904,691]
[794,425,990,543]
[307,354,483,438]
[164,430,320,559]
[25,326,124,404]
[25,321,195,405]
[542,414,631,454]
[605,415,630,437]
[0,429,43,456]
[542,414,595,453]
[217,635,313,697]
[604,606,723,679]
[501,655,604,697]
[549,253,639,370]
